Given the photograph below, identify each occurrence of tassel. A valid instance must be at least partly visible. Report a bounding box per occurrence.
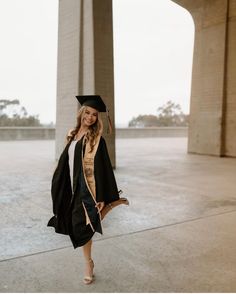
[106,108,113,134]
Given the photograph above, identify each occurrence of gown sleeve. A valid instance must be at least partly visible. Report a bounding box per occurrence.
[94,137,120,204]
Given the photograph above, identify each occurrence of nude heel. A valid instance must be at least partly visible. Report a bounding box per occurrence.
[83,259,95,285]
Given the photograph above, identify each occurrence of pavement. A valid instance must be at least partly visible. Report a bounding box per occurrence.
[1,137,236,292]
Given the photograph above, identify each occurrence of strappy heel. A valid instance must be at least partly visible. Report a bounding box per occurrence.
[83,259,95,285]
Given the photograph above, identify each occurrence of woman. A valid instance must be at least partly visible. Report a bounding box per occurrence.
[47,95,128,285]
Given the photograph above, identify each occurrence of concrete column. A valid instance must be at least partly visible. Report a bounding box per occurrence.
[55,0,81,159]
[56,0,116,166]
[173,0,229,156]
[224,0,236,156]
[92,0,116,166]
[81,0,95,93]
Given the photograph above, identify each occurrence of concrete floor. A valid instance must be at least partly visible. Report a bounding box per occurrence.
[1,137,236,292]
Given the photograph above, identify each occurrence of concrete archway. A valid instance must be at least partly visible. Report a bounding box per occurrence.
[173,0,236,157]
[55,0,236,164]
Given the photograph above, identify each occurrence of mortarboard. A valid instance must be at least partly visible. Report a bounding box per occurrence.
[75,95,113,133]
[75,95,106,112]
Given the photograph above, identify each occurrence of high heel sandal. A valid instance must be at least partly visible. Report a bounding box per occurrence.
[83,259,95,285]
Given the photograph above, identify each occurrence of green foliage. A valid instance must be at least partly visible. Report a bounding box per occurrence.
[128,100,189,127]
[129,114,158,127]
[0,99,20,110]
[156,100,188,127]
[0,99,42,126]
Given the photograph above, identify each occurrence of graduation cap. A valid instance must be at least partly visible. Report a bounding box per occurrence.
[75,95,113,133]
[75,95,106,112]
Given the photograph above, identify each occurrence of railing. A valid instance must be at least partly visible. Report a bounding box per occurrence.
[0,126,188,140]
[116,127,188,138]
[0,127,55,140]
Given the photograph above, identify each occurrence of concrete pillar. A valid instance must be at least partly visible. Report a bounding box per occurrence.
[55,0,81,160]
[224,0,236,156]
[92,0,116,165]
[56,0,116,166]
[173,0,229,156]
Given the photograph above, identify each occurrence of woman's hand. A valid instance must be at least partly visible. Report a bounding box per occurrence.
[95,202,105,213]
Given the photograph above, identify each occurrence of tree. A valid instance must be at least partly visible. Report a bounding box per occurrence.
[0,99,42,126]
[156,100,188,126]
[128,100,189,127]
[128,114,158,127]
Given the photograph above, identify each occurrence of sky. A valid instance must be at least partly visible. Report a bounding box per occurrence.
[0,0,194,126]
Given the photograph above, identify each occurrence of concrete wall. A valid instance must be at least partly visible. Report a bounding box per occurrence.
[116,127,188,138]
[0,127,188,140]
[0,127,55,140]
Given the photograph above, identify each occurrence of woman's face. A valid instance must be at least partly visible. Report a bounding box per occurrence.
[81,106,98,127]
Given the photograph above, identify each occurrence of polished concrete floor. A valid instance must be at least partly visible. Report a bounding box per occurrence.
[1,138,236,292]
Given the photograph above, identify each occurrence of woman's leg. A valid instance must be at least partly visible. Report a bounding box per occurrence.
[82,239,92,261]
[82,239,94,283]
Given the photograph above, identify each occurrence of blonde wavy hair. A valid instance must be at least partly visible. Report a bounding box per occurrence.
[66,106,103,152]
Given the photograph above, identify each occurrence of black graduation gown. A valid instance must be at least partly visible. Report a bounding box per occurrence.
[47,136,120,248]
